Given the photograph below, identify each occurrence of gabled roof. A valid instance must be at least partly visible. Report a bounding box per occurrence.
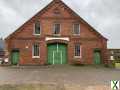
[5,0,107,41]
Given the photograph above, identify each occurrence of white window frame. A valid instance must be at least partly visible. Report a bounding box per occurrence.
[73,23,80,35]
[53,23,61,36]
[33,22,41,36]
[74,44,82,58]
[32,44,40,58]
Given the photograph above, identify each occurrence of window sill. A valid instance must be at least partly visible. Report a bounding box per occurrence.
[34,34,41,36]
[73,34,80,36]
[74,56,81,59]
[32,56,40,59]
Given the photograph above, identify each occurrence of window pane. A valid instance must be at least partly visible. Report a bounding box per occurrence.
[75,44,80,56]
[74,24,80,35]
[54,24,60,34]
[33,44,40,56]
[35,21,40,34]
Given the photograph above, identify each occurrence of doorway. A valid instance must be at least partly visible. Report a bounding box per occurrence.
[11,50,19,65]
[94,49,101,64]
[47,43,67,64]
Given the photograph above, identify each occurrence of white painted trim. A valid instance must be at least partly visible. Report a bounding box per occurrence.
[32,56,40,59]
[34,34,41,36]
[73,23,80,35]
[80,45,82,58]
[33,22,41,36]
[45,37,70,41]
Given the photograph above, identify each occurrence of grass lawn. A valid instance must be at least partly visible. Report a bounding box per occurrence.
[0,84,58,90]
[0,84,109,90]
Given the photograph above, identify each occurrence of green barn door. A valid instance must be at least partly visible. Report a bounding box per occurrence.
[59,44,67,64]
[47,43,67,65]
[11,51,19,65]
[47,44,57,64]
[94,51,101,64]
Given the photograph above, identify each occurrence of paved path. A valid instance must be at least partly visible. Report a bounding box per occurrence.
[0,65,119,89]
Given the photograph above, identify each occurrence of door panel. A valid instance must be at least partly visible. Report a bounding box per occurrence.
[53,51,62,64]
[11,51,19,65]
[47,44,57,64]
[94,51,101,64]
[47,43,67,64]
[59,44,67,64]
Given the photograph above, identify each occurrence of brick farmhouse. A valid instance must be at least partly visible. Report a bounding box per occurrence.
[5,0,108,65]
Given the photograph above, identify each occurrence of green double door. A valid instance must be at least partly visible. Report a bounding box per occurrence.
[11,51,19,65]
[94,51,101,64]
[47,43,67,64]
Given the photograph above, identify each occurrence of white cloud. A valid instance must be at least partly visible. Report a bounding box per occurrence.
[0,0,120,48]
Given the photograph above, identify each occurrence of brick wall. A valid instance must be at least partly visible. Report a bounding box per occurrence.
[6,0,108,65]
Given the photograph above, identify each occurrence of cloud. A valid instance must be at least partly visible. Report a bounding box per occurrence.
[0,0,25,36]
[0,1,20,22]
[0,0,52,38]
[0,0,120,48]
[65,0,120,48]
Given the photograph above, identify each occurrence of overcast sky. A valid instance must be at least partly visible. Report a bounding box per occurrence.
[0,0,120,48]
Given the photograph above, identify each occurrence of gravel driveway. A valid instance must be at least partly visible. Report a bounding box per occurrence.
[0,65,120,89]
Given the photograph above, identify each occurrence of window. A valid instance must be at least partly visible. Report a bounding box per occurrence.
[53,23,60,35]
[53,8,61,16]
[32,43,40,58]
[34,21,41,35]
[74,44,81,57]
[73,24,80,35]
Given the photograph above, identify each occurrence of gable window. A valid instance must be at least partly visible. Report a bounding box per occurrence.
[53,23,60,35]
[53,8,61,16]
[73,24,80,35]
[74,44,81,58]
[32,43,40,58]
[34,21,41,35]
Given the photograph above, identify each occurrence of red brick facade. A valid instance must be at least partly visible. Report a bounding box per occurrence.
[5,0,108,65]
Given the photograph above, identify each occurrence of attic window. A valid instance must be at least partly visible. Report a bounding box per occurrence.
[53,8,61,16]
[73,23,80,35]
[34,21,41,35]
[53,23,61,35]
